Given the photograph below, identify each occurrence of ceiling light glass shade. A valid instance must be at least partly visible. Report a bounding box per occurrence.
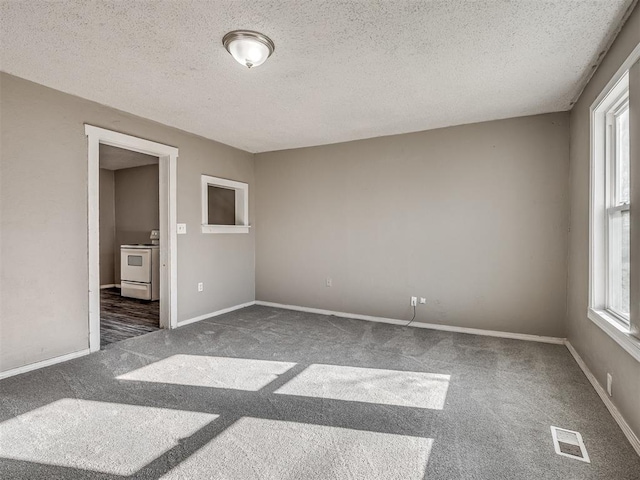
[222,30,275,69]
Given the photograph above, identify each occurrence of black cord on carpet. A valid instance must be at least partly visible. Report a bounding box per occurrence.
[405,305,416,327]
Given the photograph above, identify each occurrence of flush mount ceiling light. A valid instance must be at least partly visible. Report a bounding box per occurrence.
[222,30,275,69]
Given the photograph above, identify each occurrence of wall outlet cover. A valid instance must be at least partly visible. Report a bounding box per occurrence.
[177,223,187,234]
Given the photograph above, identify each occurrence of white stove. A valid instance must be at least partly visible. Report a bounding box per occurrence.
[120,231,160,300]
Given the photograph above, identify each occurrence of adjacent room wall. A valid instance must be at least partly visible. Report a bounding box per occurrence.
[99,168,116,286]
[114,164,160,282]
[567,5,640,438]
[255,112,570,337]
[207,186,236,225]
[0,72,255,373]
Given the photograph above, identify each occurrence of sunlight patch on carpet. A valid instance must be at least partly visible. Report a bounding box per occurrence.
[275,364,450,409]
[0,399,216,475]
[117,354,296,391]
[161,417,433,479]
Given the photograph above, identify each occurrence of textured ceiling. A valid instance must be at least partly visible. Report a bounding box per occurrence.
[0,1,634,153]
[99,144,158,171]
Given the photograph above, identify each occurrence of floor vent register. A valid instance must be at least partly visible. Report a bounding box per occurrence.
[551,426,590,463]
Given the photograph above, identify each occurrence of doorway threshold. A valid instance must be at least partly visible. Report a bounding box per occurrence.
[100,288,160,349]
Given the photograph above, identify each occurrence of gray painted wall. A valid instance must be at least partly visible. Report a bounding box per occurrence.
[567,5,640,438]
[255,112,570,337]
[99,169,116,285]
[114,164,159,283]
[0,72,255,372]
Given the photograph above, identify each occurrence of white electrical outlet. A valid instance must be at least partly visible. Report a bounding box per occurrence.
[198,282,204,292]
[410,296,417,307]
[420,297,426,304]
[326,277,332,287]
[607,373,612,396]
[177,223,187,235]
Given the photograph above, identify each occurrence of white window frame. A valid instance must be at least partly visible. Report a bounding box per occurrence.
[605,93,630,323]
[589,44,640,362]
[201,175,249,234]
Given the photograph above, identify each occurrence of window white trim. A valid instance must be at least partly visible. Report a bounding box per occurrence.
[85,125,179,352]
[590,74,629,317]
[587,309,640,362]
[604,96,630,323]
[590,43,640,114]
[201,224,250,234]
[606,204,631,214]
[201,175,249,234]
[589,42,640,358]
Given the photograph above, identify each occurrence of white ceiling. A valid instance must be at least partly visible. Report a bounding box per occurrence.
[0,1,634,153]
[99,144,158,171]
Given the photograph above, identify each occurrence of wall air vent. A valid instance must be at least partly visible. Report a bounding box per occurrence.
[550,426,590,463]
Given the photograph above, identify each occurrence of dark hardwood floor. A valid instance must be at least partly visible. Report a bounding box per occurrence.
[100,288,160,348]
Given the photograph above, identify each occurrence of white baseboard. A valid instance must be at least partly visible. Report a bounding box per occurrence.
[0,349,91,380]
[178,301,256,327]
[254,301,566,345]
[566,341,640,456]
[100,284,116,289]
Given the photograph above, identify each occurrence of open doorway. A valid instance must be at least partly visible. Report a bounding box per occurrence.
[86,125,178,353]
[99,145,160,348]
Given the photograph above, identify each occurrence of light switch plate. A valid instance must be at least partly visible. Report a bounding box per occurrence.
[177,223,187,235]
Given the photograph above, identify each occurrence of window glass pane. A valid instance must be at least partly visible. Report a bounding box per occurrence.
[615,107,629,204]
[608,210,630,319]
[621,210,630,317]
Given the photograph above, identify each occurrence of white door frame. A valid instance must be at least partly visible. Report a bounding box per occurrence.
[85,125,178,353]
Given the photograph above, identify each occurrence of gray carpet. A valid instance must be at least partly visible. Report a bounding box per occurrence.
[0,305,638,479]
